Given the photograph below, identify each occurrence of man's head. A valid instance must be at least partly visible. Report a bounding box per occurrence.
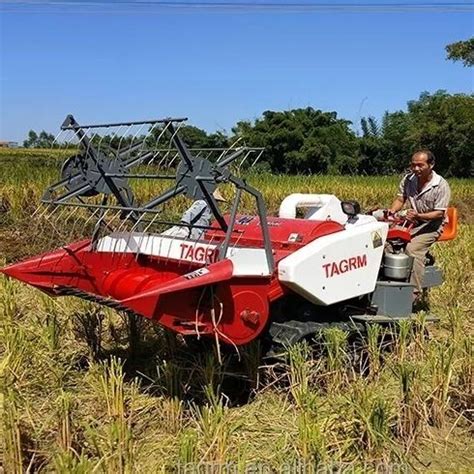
[410,150,435,179]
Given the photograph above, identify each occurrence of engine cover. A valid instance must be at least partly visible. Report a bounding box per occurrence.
[277,220,388,306]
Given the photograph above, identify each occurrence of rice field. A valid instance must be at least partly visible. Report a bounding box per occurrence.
[0,148,473,472]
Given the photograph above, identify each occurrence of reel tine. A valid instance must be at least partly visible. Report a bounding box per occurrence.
[129,211,147,234]
[57,205,80,229]
[95,126,109,157]
[163,149,176,167]
[39,205,75,246]
[109,125,126,171]
[112,231,124,257]
[75,127,92,147]
[153,123,173,165]
[166,120,183,150]
[141,121,160,166]
[216,137,241,165]
[104,210,124,257]
[166,150,180,168]
[46,203,69,226]
[114,214,129,234]
[73,202,103,237]
[52,129,66,147]
[131,122,147,144]
[131,122,151,169]
[204,150,215,162]
[235,149,252,175]
[144,131,161,166]
[35,203,56,224]
[115,123,135,161]
[152,122,168,148]
[83,206,103,229]
[66,129,78,149]
[250,149,265,168]
[83,129,98,161]
[59,129,72,150]
[216,147,229,163]
[110,125,125,154]
[91,204,112,241]
[147,150,159,166]
[62,127,79,150]
[108,209,123,230]
[147,121,159,141]
[62,206,86,242]
[232,136,243,148]
[68,205,87,235]
[115,207,137,234]
[53,202,76,224]
[141,123,159,181]
[132,211,155,260]
[154,121,168,150]
[142,210,160,234]
[31,203,49,219]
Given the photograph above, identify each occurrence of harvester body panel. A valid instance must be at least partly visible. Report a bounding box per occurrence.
[278,220,388,305]
[96,233,273,276]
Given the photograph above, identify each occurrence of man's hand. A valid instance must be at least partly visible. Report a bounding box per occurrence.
[406,209,419,222]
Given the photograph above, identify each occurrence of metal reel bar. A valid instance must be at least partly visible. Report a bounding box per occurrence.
[40,114,275,272]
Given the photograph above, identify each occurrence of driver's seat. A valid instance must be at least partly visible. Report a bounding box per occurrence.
[438,207,458,242]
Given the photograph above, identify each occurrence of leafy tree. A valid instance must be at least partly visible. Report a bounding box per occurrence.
[404,90,474,176]
[38,131,56,148]
[206,131,229,148]
[362,91,474,177]
[232,107,359,174]
[446,38,474,67]
[358,136,391,175]
[361,116,380,138]
[23,130,38,148]
[379,110,413,172]
[23,130,55,148]
[177,125,211,148]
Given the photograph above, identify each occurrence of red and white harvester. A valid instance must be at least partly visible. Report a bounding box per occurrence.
[1,116,457,349]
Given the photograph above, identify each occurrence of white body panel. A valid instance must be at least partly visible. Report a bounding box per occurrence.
[96,233,271,277]
[345,214,377,227]
[279,194,348,225]
[278,219,388,305]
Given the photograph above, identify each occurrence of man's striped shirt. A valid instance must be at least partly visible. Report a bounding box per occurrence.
[397,170,451,235]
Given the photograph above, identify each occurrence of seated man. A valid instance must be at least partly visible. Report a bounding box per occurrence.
[162,188,226,240]
[389,150,451,295]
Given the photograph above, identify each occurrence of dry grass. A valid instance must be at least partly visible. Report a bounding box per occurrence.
[0,149,473,472]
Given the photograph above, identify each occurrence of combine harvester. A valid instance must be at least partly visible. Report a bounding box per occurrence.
[1,116,457,351]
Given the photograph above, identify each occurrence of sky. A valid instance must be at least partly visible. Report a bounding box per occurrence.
[0,1,473,142]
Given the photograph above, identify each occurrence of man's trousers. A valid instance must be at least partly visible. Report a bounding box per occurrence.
[405,229,441,292]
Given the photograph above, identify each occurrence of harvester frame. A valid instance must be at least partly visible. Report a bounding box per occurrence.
[1,114,457,354]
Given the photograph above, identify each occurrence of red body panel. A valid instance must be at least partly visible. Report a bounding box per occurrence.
[387,228,412,242]
[206,214,344,250]
[1,215,344,345]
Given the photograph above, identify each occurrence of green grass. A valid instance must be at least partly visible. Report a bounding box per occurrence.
[0,149,473,472]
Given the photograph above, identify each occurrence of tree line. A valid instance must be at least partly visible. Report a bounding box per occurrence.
[233,90,473,177]
[24,90,473,177]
